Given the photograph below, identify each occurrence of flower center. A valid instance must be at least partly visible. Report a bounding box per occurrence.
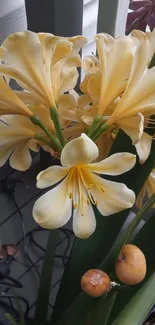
[67,166,104,215]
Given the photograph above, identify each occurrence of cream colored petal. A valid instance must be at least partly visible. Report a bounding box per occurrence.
[0,115,36,142]
[125,40,150,96]
[59,66,79,96]
[0,142,15,167]
[2,32,50,99]
[89,153,136,175]
[58,94,76,112]
[131,29,155,63]
[0,114,34,138]
[90,174,135,216]
[114,40,150,114]
[96,34,138,114]
[81,114,94,126]
[33,175,72,229]
[28,139,39,152]
[61,133,99,167]
[78,93,91,109]
[135,132,152,164]
[80,74,92,94]
[0,65,48,103]
[117,113,144,144]
[58,94,78,122]
[73,202,96,239]
[52,40,73,65]
[69,89,79,101]
[0,77,32,117]
[52,58,79,102]
[10,142,32,171]
[36,166,70,189]
[82,55,100,74]
[72,173,96,238]
[63,124,85,140]
[87,73,101,101]
[96,132,113,160]
[14,90,45,105]
[67,35,87,52]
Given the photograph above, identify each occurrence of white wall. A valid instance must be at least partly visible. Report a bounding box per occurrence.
[0,0,27,44]
[83,0,129,57]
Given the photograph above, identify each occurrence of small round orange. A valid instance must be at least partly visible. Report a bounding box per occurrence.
[116,244,147,285]
[81,269,110,297]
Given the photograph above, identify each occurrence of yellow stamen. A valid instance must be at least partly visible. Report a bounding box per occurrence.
[78,168,96,205]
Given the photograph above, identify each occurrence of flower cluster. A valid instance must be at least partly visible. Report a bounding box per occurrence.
[0,30,154,238]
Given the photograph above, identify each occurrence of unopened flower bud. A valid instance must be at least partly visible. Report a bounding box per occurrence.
[116,244,147,285]
[81,269,110,297]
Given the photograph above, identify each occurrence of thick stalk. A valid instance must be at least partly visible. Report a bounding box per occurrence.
[30,115,62,152]
[92,122,109,141]
[50,107,66,147]
[87,115,102,138]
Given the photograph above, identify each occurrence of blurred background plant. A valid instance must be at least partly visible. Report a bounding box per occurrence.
[126,0,155,34]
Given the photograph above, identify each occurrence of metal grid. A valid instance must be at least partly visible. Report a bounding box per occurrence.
[0,156,74,324]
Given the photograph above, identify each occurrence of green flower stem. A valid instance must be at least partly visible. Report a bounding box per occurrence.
[30,115,62,152]
[50,107,66,147]
[92,122,109,142]
[34,133,54,148]
[87,115,102,138]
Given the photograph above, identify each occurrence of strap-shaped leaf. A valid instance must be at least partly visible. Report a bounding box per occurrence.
[5,314,18,325]
[111,271,155,325]
[34,230,58,325]
[99,193,155,272]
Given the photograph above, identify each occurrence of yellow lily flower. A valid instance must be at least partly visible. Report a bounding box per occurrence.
[136,169,155,209]
[0,31,87,109]
[33,134,136,239]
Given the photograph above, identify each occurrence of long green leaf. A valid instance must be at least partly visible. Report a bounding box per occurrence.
[99,193,155,272]
[87,292,117,325]
[34,229,58,325]
[5,314,17,325]
[57,293,93,325]
[111,271,155,325]
[52,132,155,322]
[108,211,155,324]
